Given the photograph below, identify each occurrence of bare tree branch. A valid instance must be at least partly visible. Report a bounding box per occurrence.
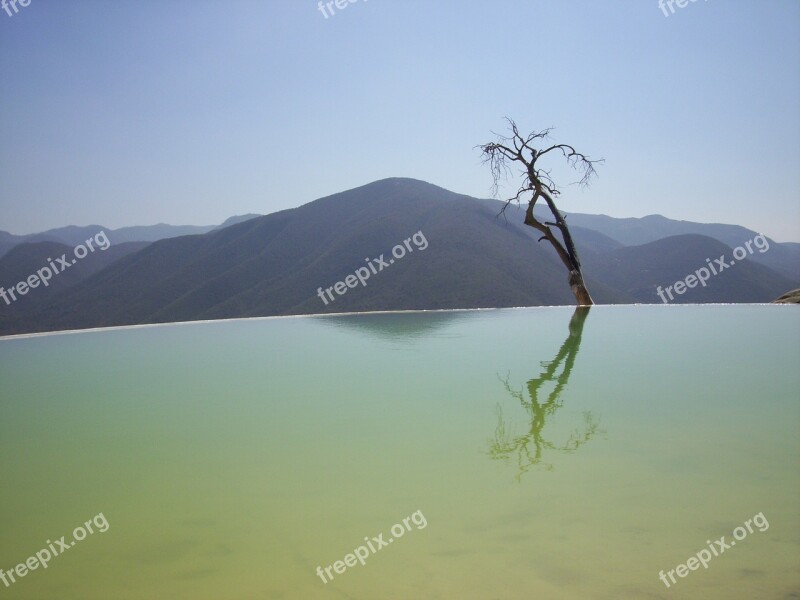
[478,118,602,305]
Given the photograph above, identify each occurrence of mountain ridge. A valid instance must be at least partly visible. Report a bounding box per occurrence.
[0,178,796,336]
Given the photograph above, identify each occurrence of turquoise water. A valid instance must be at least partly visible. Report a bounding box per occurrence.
[0,306,798,599]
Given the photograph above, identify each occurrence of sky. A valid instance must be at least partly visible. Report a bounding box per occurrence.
[1,0,799,241]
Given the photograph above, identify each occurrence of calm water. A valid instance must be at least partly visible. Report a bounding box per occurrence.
[1,306,798,599]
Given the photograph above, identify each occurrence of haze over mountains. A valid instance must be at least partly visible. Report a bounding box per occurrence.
[0,178,797,336]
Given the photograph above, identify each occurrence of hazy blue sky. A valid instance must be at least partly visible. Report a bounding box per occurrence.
[1,0,799,240]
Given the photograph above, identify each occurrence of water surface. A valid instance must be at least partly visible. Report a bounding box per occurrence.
[1,306,798,599]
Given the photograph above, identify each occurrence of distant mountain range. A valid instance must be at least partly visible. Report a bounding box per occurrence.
[0,179,797,336]
[556,211,800,281]
[0,214,261,259]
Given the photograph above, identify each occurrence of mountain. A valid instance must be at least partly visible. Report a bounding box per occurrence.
[556,212,800,281]
[0,179,632,335]
[583,234,796,304]
[17,225,111,248]
[0,178,796,336]
[108,224,213,243]
[213,214,262,230]
[0,232,16,259]
[0,240,149,317]
[0,230,63,258]
[551,212,752,247]
[0,215,262,258]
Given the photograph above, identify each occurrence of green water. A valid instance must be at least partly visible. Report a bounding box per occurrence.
[1,306,798,599]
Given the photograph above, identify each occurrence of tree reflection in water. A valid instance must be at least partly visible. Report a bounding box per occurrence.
[489,307,601,479]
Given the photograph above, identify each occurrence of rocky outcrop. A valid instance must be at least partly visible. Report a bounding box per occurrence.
[773,289,800,304]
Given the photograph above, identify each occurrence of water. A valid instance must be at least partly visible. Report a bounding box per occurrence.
[0,305,798,599]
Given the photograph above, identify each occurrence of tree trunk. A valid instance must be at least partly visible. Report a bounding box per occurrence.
[524,190,594,306]
[569,269,594,306]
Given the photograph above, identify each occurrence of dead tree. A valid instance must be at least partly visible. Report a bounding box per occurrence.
[479,118,602,305]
